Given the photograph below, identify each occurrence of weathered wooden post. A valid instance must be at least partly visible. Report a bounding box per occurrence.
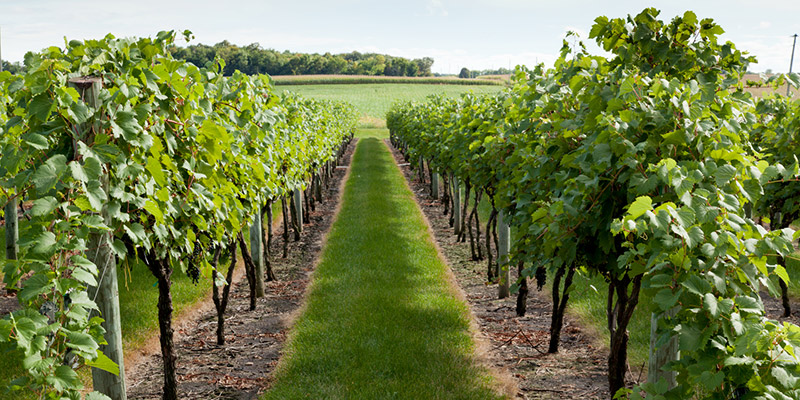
[249,211,265,298]
[4,198,17,261]
[648,309,678,388]
[431,170,440,200]
[69,77,126,400]
[453,175,462,236]
[498,210,510,299]
[293,188,303,234]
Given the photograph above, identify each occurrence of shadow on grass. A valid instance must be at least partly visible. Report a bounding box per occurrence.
[264,138,500,399]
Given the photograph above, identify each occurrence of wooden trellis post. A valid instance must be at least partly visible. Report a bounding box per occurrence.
[431,170,440,200]
[497,210,510,299]
[249,211,265,298]
[69,77,126,400]
[293,188,303,234]
[4,199,17,261]
[453,175,462,236]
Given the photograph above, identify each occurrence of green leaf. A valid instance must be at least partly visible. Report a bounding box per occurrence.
[86,351,120,376]
[124,223,146,242]
[770,366,797,389]
[146,156,167,186]
[71,268,97,286]
[111,110,141,140]
[45,365,80,392]
[735,296,762,314]
[703,293,718,317]
[679,325,704,352]
[86,392,113,400]
[775,264,790,284]
[143,200,164,223]
[18,274,50,303]
[28,93,54,121]
[68,161,89,183]
[714,164,737,186]
[30,197,58,217]
[32,231,58,255]
[86,180,107,212]
[32,154,68,193]
[654,288,681,311]
[686,226,704,248]
[22,133,49,150]
[682,275,709,296]
[724,355,755,366]
[627,196,653,220]
[66,330,99,355]
[83,157,102,181]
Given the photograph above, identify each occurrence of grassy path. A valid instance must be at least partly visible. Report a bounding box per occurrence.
[264,134,502,399]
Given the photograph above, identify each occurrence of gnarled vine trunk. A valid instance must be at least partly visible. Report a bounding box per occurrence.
[486,207,498,282]
[281,197,290,257]
[516,260,528,317]
[262,201,276,281]
[607,274,643,396]
[144,254,177,400]
[211,244,236,345]
[548,264,576,353]
[237,231,258,311]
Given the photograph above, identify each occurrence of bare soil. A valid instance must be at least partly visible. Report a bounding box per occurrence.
[125,139,356,399]
[386,141,611,400]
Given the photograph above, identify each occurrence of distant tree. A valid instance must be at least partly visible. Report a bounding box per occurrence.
[169,43,433,77]
[459,67,470,78]
[1,60,24,74]
[415,57,434,76]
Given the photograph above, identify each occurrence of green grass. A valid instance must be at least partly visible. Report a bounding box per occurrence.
[272,74,505,86]
[278,83,504,128]
[264,134,502,399]
[355,128,389,139]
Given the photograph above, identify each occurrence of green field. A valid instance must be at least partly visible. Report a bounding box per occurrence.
[272,74,506,86]
[278,83,505,127]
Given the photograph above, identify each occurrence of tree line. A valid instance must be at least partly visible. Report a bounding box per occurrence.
[169,41,434,77]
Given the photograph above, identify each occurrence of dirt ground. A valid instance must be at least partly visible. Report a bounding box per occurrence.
[386,141,612,399]
[125,139,356,399]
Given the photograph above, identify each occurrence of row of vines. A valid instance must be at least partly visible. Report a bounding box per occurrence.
[389,8,800,399]
[0,31,357,399]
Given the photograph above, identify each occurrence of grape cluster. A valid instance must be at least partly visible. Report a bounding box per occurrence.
[534,266,546,291]
[186,241,203,284]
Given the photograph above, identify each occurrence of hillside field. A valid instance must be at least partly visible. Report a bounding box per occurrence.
[278,83,505,127]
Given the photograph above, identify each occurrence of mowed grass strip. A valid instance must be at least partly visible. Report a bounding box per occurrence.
[264,137,502,399]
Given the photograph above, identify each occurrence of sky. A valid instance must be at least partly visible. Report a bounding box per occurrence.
[1,0,799,74]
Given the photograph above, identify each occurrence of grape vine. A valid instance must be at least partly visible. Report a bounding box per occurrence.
[389,8,800,399]
[0,30,356,399]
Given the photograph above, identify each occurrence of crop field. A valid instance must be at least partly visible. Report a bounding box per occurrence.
[278,83,505,127]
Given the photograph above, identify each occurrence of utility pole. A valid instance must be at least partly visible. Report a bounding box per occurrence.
[1,26,4,72]
[788,34,797,97]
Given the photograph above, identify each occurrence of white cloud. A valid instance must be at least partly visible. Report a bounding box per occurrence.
[426,0,449,17]
[759,21,772,29]
[738,36,799,72]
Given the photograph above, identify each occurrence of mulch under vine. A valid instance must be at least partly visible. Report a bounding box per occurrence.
[125,139,356,399]
[386,140,611,400]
